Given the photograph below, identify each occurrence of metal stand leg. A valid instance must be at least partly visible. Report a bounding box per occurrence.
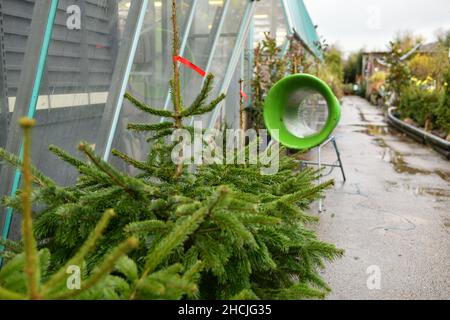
[298,136,346,213]
[332,138,346,182]
[318,143,323,212]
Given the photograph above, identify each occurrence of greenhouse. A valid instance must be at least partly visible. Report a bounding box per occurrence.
[0,0,449,304]
[0,0,321,237]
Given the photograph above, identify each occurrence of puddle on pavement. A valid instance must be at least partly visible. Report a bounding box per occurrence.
[351,123,411,140]
[350,122,450,184]
[444,219,450,228]
[419,188,450,198]
[353,124,396,136]
[385,180,450,201]
[358,108,369,122]
[359,125,450,199]
[357,107,385,124]
[435,171,450,183]
[374,137,450,183]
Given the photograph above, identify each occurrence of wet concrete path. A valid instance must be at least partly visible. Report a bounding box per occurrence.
[312,96,449,299]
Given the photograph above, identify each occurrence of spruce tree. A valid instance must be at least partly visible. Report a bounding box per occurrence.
[0,119,205,300]
[0,0,343,300]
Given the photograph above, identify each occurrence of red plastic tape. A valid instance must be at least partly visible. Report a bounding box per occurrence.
[173,56,206,77]
[240,90,248,100]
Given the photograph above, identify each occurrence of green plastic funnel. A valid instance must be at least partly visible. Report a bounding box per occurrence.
[263,73,341,150]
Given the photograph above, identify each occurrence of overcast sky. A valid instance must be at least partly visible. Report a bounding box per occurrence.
[303,0,450,54]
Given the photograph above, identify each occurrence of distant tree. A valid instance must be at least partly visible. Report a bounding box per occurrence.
[385,33,419,105]
[409,54,434,80]
[323,46,344,83]
[315,45,344,99]
[408,29,449,87]
[343,50,363,84]
[392,31,423,52]
[435,29,450,47]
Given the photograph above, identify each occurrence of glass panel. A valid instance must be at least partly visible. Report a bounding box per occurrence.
[110,0,249,169]
[110,0,194,171]
[223,56,243,129]
[200,0,247,126]
[181,0,226,107]
[253,0,288,47]
[208,0,247,97]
